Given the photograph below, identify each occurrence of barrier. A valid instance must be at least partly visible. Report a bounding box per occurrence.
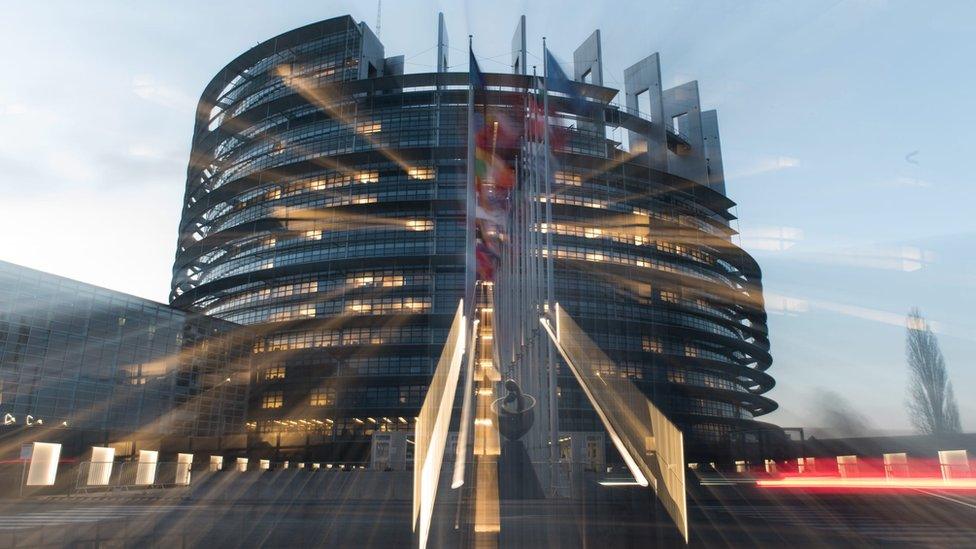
[135,450,159,485]
[837,455,858,478]
[939,450,970,480]
[883,453,909,479]
[176,453,193,486]
[797,457,816,474]
[26,442,61,486]
[88,447,115,486]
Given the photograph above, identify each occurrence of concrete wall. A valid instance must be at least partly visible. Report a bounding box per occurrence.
[663,81,708,187]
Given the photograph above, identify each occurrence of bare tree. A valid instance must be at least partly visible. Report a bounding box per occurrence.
[905,308,961,434]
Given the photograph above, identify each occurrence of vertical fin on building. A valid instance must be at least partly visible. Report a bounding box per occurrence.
[384,55,405,76]
[511,15,527,75]
[624,54,667,171]
[663,81,708,187]
[357,22,386,79]
[701,109,726,196]
[436,12,449,72]
[573,30,603,85]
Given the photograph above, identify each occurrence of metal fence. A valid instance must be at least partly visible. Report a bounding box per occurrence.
[73,461,193,492]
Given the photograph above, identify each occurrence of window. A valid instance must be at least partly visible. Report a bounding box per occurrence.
[642,336,662,353]
[262,391,283,409]
[672,112,687,135]
[407,167,435,180]
[355,121,381,135]
[636,88,652,120]
[310,387,334,407]
[265,366,285,380]
[660,291,679,304]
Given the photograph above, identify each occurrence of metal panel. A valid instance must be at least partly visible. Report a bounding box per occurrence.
[413,301,467,549]
[541,304,688,542]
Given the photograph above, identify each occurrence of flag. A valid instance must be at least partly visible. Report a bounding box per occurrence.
[545,49,600,117]
[470,48,486,90]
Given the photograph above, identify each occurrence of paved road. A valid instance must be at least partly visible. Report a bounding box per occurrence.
[0,485,970,547]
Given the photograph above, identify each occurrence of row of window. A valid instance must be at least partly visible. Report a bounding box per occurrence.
[252,326,433,353]
[260,385,425,410]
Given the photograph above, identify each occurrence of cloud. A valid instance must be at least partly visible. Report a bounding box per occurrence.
[0,103,27,115]
[730,155,800,179]
[764,292,809,315]
[739,225,804,251]
[877,176,932,188]
[132,75,194,111]
[803,244,936,272]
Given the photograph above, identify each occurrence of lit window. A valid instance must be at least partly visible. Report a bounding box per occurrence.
[407,167,435,180]
[642,337,663,353]
[554,171,582,186]
[265,367,286,380]
[355,171,379,183]
[310,387,334,407]
[684,345,699,358]
[262,391,283,409]
[355,121,382,134]
[660,291,679,303]
[305,230,322,240]
[405,219,432,231]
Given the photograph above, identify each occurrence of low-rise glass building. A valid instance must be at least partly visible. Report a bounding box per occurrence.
[0,260,250,437]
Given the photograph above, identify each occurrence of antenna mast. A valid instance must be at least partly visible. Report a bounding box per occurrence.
[375,0,382,38]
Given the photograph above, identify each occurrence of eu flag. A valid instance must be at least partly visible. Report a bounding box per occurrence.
[545,49,599,116]
[469,48,485,90]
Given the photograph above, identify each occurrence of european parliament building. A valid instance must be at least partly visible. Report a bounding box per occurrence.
[169,14,777,462]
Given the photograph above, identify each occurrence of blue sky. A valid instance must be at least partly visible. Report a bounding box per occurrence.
[0,0,972,433]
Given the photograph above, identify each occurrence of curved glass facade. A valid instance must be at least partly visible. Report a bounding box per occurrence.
[171,15,775,461]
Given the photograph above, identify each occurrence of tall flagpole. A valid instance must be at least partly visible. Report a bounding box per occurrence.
[465,36,476,321]
[542,38,559,493]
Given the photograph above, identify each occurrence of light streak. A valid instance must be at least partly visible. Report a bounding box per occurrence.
[757,477,976,491]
